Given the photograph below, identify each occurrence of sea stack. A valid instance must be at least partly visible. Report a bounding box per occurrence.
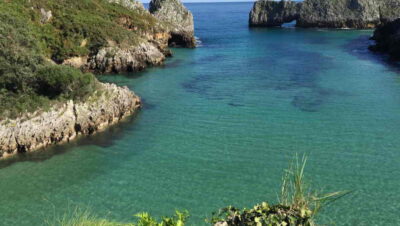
[149,0,196,48]
[369,18,400,59]
[249,0,302,27]
[249,0,400,29]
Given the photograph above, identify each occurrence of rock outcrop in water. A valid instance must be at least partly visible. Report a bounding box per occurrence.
[249,0,302,27]
[249,0,400,29]
[149,0,196,48]
[369,18,400,58]
[0,83,141,158]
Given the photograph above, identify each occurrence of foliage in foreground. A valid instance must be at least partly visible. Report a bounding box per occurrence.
[51,155,348,226]
[48,208,189,226]
[209,155,349,226]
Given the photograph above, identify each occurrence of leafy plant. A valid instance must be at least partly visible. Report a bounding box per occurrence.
[209,155,350,226]
[134,210,189,226]
[48,209,189,226]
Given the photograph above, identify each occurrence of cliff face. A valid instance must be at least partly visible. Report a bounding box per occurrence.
[297,0,380,28]
[249,0,302,27]
[64,41,167,73]
[0,0,196,157]
[0,83,141,158]
[149,0,196,48]
[249,0,400,29]
[369,18,400,58]
[61,0,172,73]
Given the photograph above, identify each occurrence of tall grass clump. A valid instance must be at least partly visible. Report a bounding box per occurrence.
[47,155,348,226]
[48,208,189,226]
[210,155,349,226]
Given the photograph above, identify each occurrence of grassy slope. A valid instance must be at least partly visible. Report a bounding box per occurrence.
[0,0,160,120]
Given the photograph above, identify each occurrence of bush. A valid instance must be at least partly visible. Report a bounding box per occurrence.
[0,0,161,119]
[35,65,98,100]
[209,155,349,226]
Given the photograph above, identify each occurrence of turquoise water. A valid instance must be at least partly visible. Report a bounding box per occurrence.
[1,2,400,225]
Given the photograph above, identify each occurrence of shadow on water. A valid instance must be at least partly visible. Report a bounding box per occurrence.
[0,113,141,169]
[343,35,400,73]
[182,41,336,112]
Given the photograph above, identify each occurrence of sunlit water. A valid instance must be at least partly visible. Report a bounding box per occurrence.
[1,3,400,225]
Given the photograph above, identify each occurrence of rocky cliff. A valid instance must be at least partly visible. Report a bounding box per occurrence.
[369,18,400,58]
[0,0,197,157]
[249,0,400,29]
[61,0,172,73]
[249,0,302,27]
[0,83,141,158]
[149,0,196,48]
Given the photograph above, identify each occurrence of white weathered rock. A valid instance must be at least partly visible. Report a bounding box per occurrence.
[86,42,166,73]
[249,0,400,29]
[149,0,196,47]
[40,8,52,24]
[107,0,145,10]
[0,83,141,158]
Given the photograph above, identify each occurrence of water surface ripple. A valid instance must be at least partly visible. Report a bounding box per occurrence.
[0,2,400,225]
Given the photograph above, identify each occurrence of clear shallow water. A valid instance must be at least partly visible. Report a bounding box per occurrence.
[1,2,400,225]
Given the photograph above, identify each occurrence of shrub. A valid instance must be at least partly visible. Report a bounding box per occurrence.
[209,155,349,226]
[35,65,98,100]
[0,0,161,119]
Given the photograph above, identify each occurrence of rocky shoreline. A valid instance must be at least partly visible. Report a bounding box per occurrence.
[249,0,400,29]
[62,0,196,73]
[0,83,141,158]
[0,0,195,158]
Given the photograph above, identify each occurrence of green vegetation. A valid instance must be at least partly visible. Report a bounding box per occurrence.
[0,0,160,120]
[47,208,189,226]
[51,156,348,226]
[1,0,158,62]
[209,155,349,226]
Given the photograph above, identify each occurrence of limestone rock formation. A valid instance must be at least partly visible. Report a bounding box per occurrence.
[249,0,301,27]
[369,18,400,58]
[297,0,380,28]
[107,0,145,10]
[64,41,167,73]
[249,0,400,29]
[149,0,196,48]
[86,43,166,73]
[0,83,141,158]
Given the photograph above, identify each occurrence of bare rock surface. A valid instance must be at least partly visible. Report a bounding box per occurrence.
[249,0,400,29]
[0,83,141,158]
[249,0,302,27]
[370,18,400,58]
[85,42,166,73]
[107,0,145,10]
[149,0,196,47]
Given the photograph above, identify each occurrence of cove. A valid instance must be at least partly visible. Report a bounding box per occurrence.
[0,2,400,225]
